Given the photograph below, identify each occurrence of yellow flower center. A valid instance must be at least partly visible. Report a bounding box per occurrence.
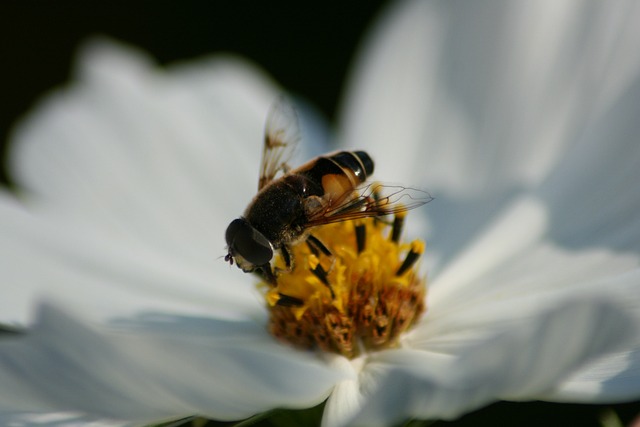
[260,213,427,359]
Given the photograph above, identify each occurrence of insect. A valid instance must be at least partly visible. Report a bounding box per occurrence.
[225,98,429,283]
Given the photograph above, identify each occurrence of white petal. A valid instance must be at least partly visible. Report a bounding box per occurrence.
[417,245,638,358]
[352,297,634,425]
[338,0,640,197]
[425,246,637,344]
[320,356,368,427]
[322,381,361,427]
[545,348,640,403]
[0,189,261,325]
[428,196,548,301]
[0,305,343,423]
[399,253,640,420]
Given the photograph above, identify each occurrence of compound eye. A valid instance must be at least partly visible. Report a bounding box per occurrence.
[225,218,273,266]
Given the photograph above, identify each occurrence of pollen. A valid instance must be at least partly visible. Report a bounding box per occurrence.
[260,213,427,359]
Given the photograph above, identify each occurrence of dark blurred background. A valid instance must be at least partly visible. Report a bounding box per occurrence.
[0,1,387,185]
[1,2,638,426]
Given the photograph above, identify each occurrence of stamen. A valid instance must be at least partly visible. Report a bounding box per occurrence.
[307,234,332,257]
[396,240,425,277]
[306,240,319,256]
[276,293,304,307]
[311,263,335,299]
[390,212,406,243]
[355,223,366,253]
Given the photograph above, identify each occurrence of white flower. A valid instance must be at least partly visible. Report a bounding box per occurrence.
[2,0,640,426]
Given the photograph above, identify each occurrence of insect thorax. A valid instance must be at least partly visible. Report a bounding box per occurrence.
[244,178,311,245]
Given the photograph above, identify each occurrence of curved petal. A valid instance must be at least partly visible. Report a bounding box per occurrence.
[541,269,640,403]
[321,358,363,427]
[351,297,634,425]
[0,305,344,424]
[338,0,640,197]
[0,187,262,326]
[322,381,361,427]
[546,348,640,403]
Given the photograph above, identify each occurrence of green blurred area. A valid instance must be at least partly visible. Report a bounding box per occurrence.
[153,400,640,427]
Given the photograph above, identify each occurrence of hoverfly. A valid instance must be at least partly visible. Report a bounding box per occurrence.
[225,98,429,283]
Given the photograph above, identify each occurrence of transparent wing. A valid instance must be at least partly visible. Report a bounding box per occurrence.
[305,183,432,227]
[259,97,301,190]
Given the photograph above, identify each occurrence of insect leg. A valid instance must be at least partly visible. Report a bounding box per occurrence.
[256,264,277,285]
[272,245,295,277]
[280,245,294,271]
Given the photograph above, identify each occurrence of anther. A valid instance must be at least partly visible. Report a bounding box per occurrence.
[276,293,304,307]
[390,212,406,243]
[306,240,319,255]
[372,185,384,225]
[355,223,366,253]
[311,264,335,298]
[396,240,425,276]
